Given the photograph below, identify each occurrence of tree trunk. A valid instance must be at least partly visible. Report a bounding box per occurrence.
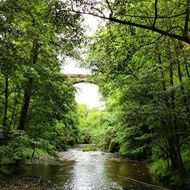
[9,91,20,129]
[166,40,186,176]
[174,41,190,122]
[182,48,190,79]
[2,76,9,129]
[18,78,34,130]
[155,45,171,165]
[168,137,186,175]
[18,40,40,130]
[167,40,175,109]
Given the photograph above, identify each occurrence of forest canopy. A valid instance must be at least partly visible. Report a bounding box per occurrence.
[1,0,190,189]
[0,0,83,162]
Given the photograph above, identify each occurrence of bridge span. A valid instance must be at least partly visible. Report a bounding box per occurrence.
[67,73,92,84]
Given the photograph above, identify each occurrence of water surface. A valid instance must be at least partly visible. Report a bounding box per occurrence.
[0,148,167,190]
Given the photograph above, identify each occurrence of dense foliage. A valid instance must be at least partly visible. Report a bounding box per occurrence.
[1,0,190,189]
[86,2,190,188]
[0,0,83,164]
[68,0,190,44]
[77,104,118,152]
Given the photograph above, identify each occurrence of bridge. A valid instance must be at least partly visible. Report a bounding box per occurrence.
[67,73,92,84]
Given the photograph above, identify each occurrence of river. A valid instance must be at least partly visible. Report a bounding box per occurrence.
[0,147,168,190]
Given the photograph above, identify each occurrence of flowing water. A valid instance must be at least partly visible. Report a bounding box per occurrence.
[0,147,168,190]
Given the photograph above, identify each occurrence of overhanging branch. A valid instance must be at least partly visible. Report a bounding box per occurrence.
[64,1,190,44]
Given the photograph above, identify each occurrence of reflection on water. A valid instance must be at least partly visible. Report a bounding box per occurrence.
[0,148,166,190]
[23,161,74,186]
[62,150,122,190]
[106,159,157,190]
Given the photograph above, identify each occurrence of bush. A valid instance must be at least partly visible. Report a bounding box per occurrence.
[151,159,169,179]
[0,131,31,165]
[151,158,190,189]
[0,130,57,165]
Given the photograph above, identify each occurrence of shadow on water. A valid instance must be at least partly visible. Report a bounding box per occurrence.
[22,160,74,185]
[105,159,162,190]
[0,148,167,190]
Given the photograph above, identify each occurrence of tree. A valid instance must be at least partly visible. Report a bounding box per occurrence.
[1,0,84,130]
[87,19,190,186]
[66,0,190,44]
[0,0,83,164]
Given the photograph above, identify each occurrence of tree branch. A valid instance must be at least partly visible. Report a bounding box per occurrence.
[67,8,190,44]
[105,0,113,18]
[184,0,190,37]
[122,12,186,19]
[153,0,158,27]
[109,17,190,44]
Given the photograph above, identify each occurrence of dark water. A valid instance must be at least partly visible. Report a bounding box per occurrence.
[0,148,168,190]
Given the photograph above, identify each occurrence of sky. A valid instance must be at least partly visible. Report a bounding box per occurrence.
[74,83,104,109]
[63,57,91,75]
[61,15,104,109]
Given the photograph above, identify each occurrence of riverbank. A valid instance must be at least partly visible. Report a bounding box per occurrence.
[0,175,48,190]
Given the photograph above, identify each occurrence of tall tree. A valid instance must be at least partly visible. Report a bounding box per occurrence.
[87,19,190,184]
[1,0,84,130]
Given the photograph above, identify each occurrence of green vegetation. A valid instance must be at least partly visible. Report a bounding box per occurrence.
[77,104,118,152]
[1,0,190,189]
[0,0,82,164]
[85,2,190,188]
